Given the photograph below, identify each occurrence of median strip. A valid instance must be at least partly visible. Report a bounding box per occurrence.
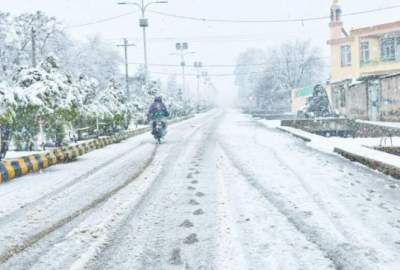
[0,115,193,184]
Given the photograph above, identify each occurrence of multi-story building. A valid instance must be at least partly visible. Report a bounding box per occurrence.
[327,0,400,121]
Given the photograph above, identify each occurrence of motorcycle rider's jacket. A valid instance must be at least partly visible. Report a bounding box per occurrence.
[148,100,170,121]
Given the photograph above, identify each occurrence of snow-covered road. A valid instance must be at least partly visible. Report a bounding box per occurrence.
[0,110,399,270]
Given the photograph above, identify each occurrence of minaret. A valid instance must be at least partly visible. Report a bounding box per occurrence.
[329,0,343,40]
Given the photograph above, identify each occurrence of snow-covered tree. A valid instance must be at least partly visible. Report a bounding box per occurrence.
[12,11,67,66]
[267,40,324,91]
[96,79,129,130]
[11,56,79,149]
[235,40,325,113]
[0,10,196,152]
[305,84,332,118]
[65,36,123,88]
[234,49,267,107]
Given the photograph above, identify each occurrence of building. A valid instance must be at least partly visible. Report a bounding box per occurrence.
[327,0,400,121]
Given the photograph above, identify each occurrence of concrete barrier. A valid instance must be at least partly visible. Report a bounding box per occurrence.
[334,147,400,179]
[0,115,193,184]
[281,118,400,138]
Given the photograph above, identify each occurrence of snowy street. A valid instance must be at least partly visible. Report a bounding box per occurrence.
[0,110,398,270]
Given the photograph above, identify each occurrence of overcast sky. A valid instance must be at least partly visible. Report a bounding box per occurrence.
[2,0,400,99]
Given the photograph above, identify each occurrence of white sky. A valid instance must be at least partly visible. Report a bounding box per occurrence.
[2,0,400,100]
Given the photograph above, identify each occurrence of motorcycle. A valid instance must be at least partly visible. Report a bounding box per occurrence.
[150,112,167,144]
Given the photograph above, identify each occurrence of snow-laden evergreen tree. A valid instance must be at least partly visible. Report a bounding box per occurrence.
[0,82,15,125]
[96,79,129,132]
[66,36,123,88]
[73,74,100,133]
[305,84,332,118]
[11,56,79,149]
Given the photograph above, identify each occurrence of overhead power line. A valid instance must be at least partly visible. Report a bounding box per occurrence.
[63,3,400,30]
[128,57,330,68]
[103,32,328,42]
[151,71,266,77]
[128,62,270,67]
[148,5,400,23]
[65,11,137,29]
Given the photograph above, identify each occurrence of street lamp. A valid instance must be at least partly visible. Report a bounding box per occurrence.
[118,0,168,79]
[193,61,203,105]
[171,42,195,98]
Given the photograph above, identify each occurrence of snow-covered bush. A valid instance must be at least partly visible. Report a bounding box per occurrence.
[96,79,129,131]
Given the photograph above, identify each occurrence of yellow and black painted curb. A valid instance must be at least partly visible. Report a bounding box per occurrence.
[0,115,193,184]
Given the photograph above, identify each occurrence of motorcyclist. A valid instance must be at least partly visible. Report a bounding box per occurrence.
[147,96,170,135]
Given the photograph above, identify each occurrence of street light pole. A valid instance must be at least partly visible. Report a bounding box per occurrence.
[139,0,148,76]
[181,54,186,97]
[118,1,168,81]
[171,42,195,99]
[194,61,203,105]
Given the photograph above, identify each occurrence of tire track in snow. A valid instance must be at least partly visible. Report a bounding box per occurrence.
[0,115,201,221]
[0,141,150,224]
[219,148,334,269]
[0,115,215,270]
[252,123,358,242]
[0,144,158,265]
[84,115,222,270]
[215,153,249,270]
[218,141,380,270]
[254,120,400,259]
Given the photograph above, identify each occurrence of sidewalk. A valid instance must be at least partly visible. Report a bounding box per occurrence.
[259,120,400,179]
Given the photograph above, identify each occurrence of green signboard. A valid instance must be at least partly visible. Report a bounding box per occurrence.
[295,85,314,98]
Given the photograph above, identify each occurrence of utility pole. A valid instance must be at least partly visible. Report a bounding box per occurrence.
[117,38,136,100]
[31,28,37,68]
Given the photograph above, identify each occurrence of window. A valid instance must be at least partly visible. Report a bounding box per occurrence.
[381,37,396,61]
[360,41,370,64]
[341,45,352,66]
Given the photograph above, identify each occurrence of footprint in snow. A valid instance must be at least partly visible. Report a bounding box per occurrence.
[180,219,194,228]
[191,180,198,184]
[386,184,398,190]
[195,192,205,197]
[189,199,200,205]
[169,248,183,265]
[186,173,193,179]
[188,186,196,190]
[193,209,204,215]
[184,233,199,245]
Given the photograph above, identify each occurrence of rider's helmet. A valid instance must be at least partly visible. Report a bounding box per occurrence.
[154,96,162,102]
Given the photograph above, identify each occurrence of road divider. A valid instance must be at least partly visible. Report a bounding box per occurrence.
[0,115,193,184]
